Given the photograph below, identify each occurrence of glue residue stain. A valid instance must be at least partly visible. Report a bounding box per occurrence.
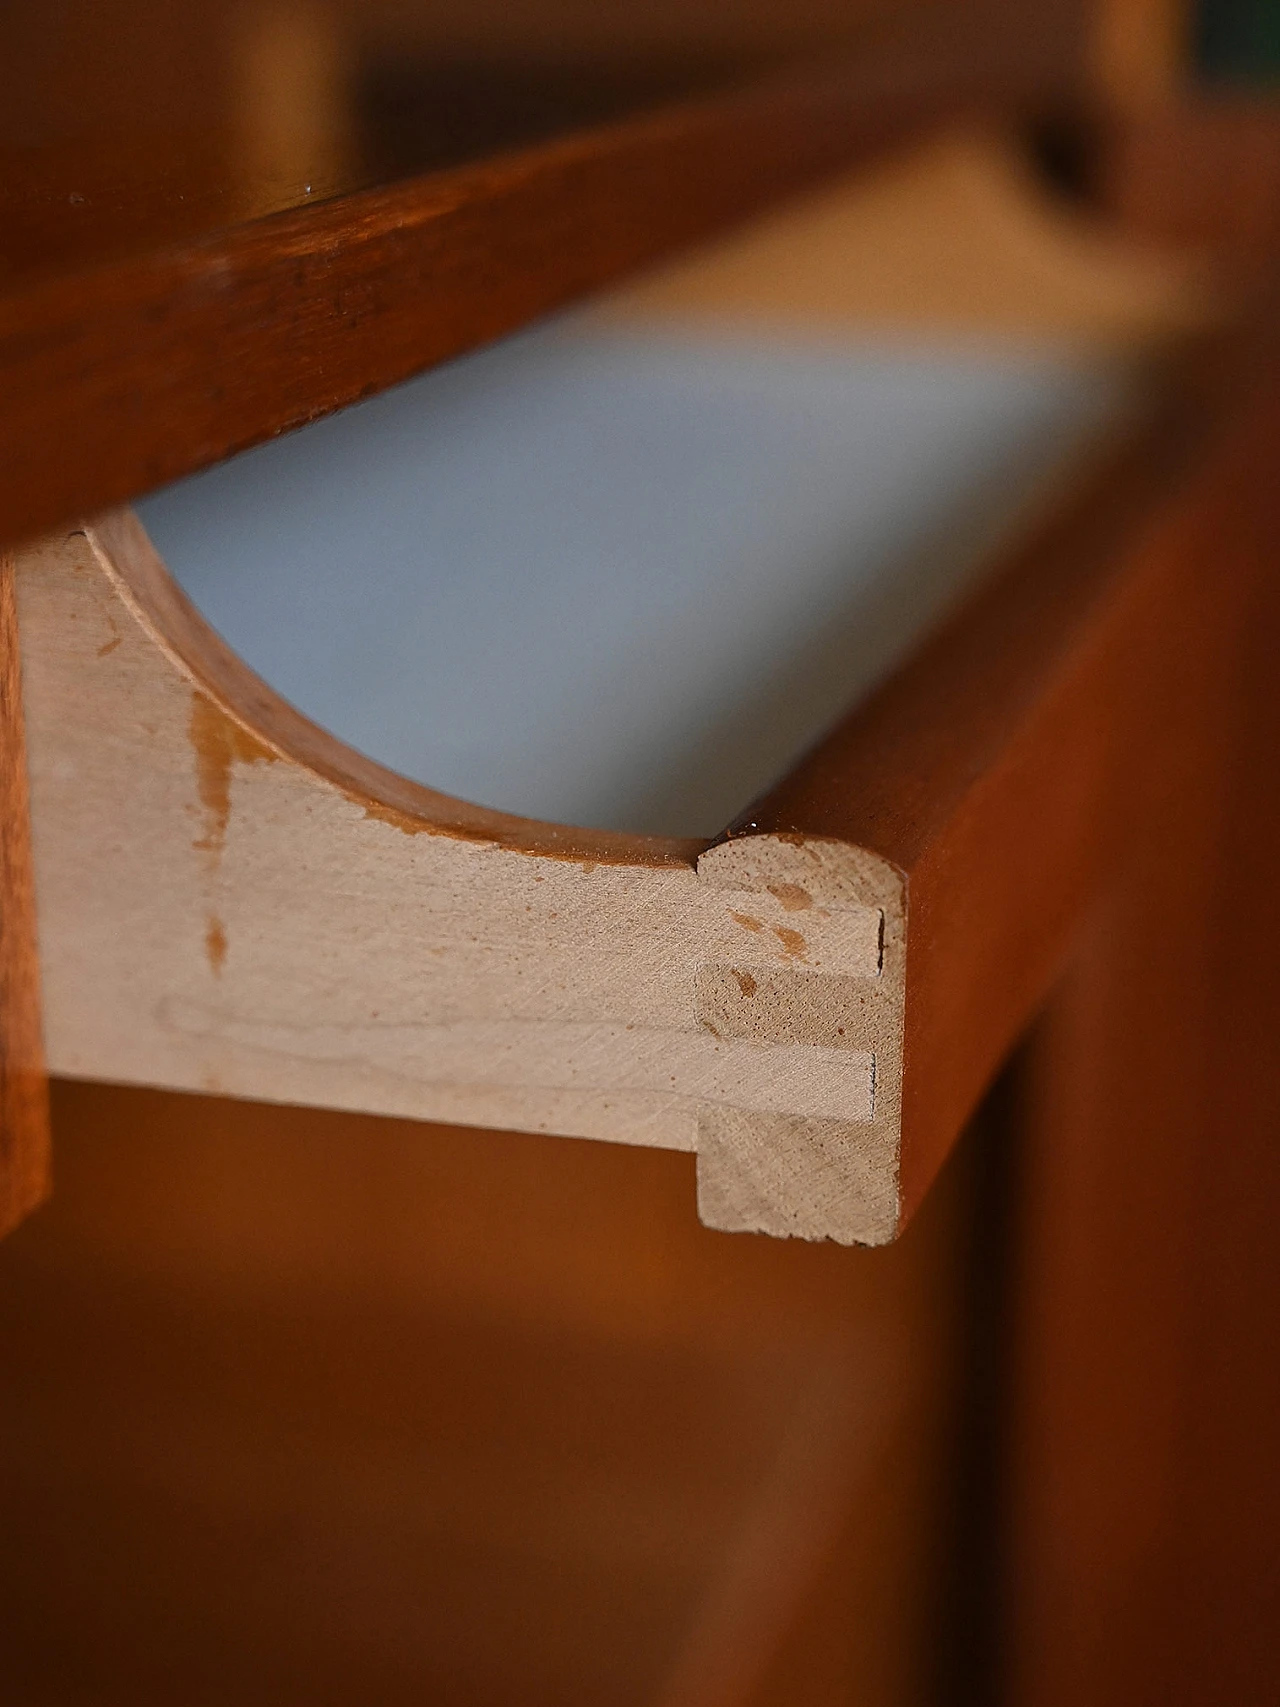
[772,925,809,961]
[189,691,276,977]
[190,691,276,861]
[205,915,228,977]
[730,908,807,962]
[767,883,812,912]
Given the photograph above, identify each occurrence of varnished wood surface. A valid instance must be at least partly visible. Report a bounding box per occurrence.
[1002,352,1280,1707]
[11,127,1227,1246]
[1,44,749,290]
[997,130,1280,1707]
[725,298,1275,1221]
[0,2,1083,290]
[5,80,1267,1248]
[0,552,49,1236]
[0,36,1063,551]
[0,1076,976,1706]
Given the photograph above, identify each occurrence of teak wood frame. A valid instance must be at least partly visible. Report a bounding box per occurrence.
[0,45,1050,554]
[0,551,49,1236]
[8,297,1267,1247]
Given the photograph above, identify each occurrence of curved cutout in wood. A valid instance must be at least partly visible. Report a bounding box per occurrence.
[9,129,1235,1244]
[16,513,905,1243]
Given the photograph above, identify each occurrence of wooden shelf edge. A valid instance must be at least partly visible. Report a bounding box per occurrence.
[13,300,1274,1245]
[0,550,51,1236]
[15,305,1274,1246]
[88,508,701,872]
[14,519,906,1245]
[0,46,1051,551]
[730,302,1280,1221]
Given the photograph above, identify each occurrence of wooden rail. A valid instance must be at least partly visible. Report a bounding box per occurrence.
[0,47,1051,549]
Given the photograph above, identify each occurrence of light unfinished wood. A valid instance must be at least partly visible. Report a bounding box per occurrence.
[16,514,904,1244]
[10,130,1225,1246]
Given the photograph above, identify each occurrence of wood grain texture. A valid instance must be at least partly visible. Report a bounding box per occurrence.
[11,329,1226,1248]
[15,516,903,1244]
[0,551,49,1236]
[9,124,1226,1247]
[12,333,1257,1246]
[727,303,1275,1223]
[0,0,1086,293]
[13,312,1263,1246]
[7,114,1258,1247]
[0,46,1053,551]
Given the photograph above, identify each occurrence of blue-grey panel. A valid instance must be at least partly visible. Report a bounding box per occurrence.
[139,321,1125,837]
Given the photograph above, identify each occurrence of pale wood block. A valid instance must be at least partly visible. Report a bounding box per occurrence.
[16,518,902,1244]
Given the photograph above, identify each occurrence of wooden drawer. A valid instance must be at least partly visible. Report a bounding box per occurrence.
[6,123,1244,1245]
[3,19,1280,1706]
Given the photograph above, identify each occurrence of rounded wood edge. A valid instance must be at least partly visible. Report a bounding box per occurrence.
[0,549,51,1234]
[2,42,1017,551]
[84,508,705,870]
